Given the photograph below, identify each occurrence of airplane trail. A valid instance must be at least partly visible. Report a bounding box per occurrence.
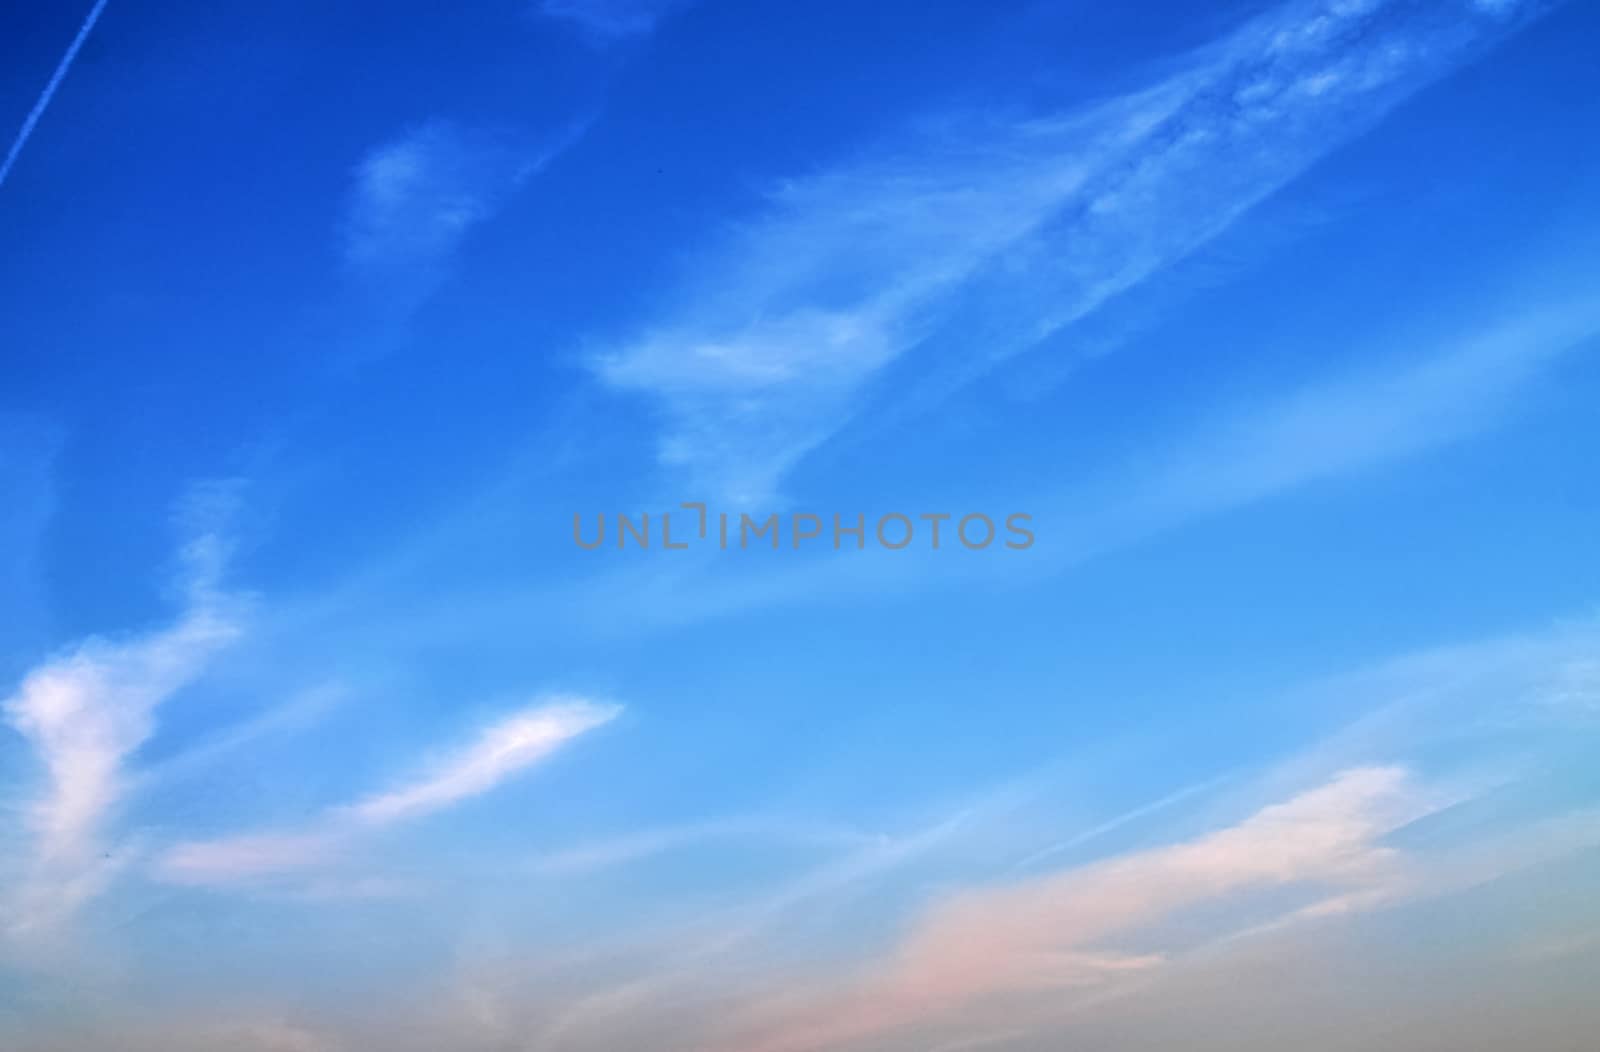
[0,0,111,191]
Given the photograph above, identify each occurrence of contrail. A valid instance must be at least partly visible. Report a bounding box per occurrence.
[0,0,111,191]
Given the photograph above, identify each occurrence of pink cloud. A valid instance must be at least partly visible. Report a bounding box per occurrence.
[719,767,1438,1052]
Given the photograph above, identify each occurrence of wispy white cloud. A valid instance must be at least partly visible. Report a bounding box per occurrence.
[158,697,619,885]
[345,124,513,272]
[593,0,1559,502]
[340,700,618,826]
[160,829,343,886]
[536,0,694,42]
[1,518,241,934]
[532,816,881,876]
[342,119,581,329]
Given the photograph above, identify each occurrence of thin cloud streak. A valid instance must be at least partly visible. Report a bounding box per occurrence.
[1007,777,1231,875]
[532,817,882,877]
[525,804,986,1050]
[1034,293,1600,568]
[0,0,110,191]
[537,0,694,42]
[340,700,618,826]
[158,697,619,885]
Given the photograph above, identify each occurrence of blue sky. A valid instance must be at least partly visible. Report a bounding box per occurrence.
[2,0,1600,1048]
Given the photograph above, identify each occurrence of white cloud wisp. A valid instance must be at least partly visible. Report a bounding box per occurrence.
[158,697,620,885]
[593,0,1560,503]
